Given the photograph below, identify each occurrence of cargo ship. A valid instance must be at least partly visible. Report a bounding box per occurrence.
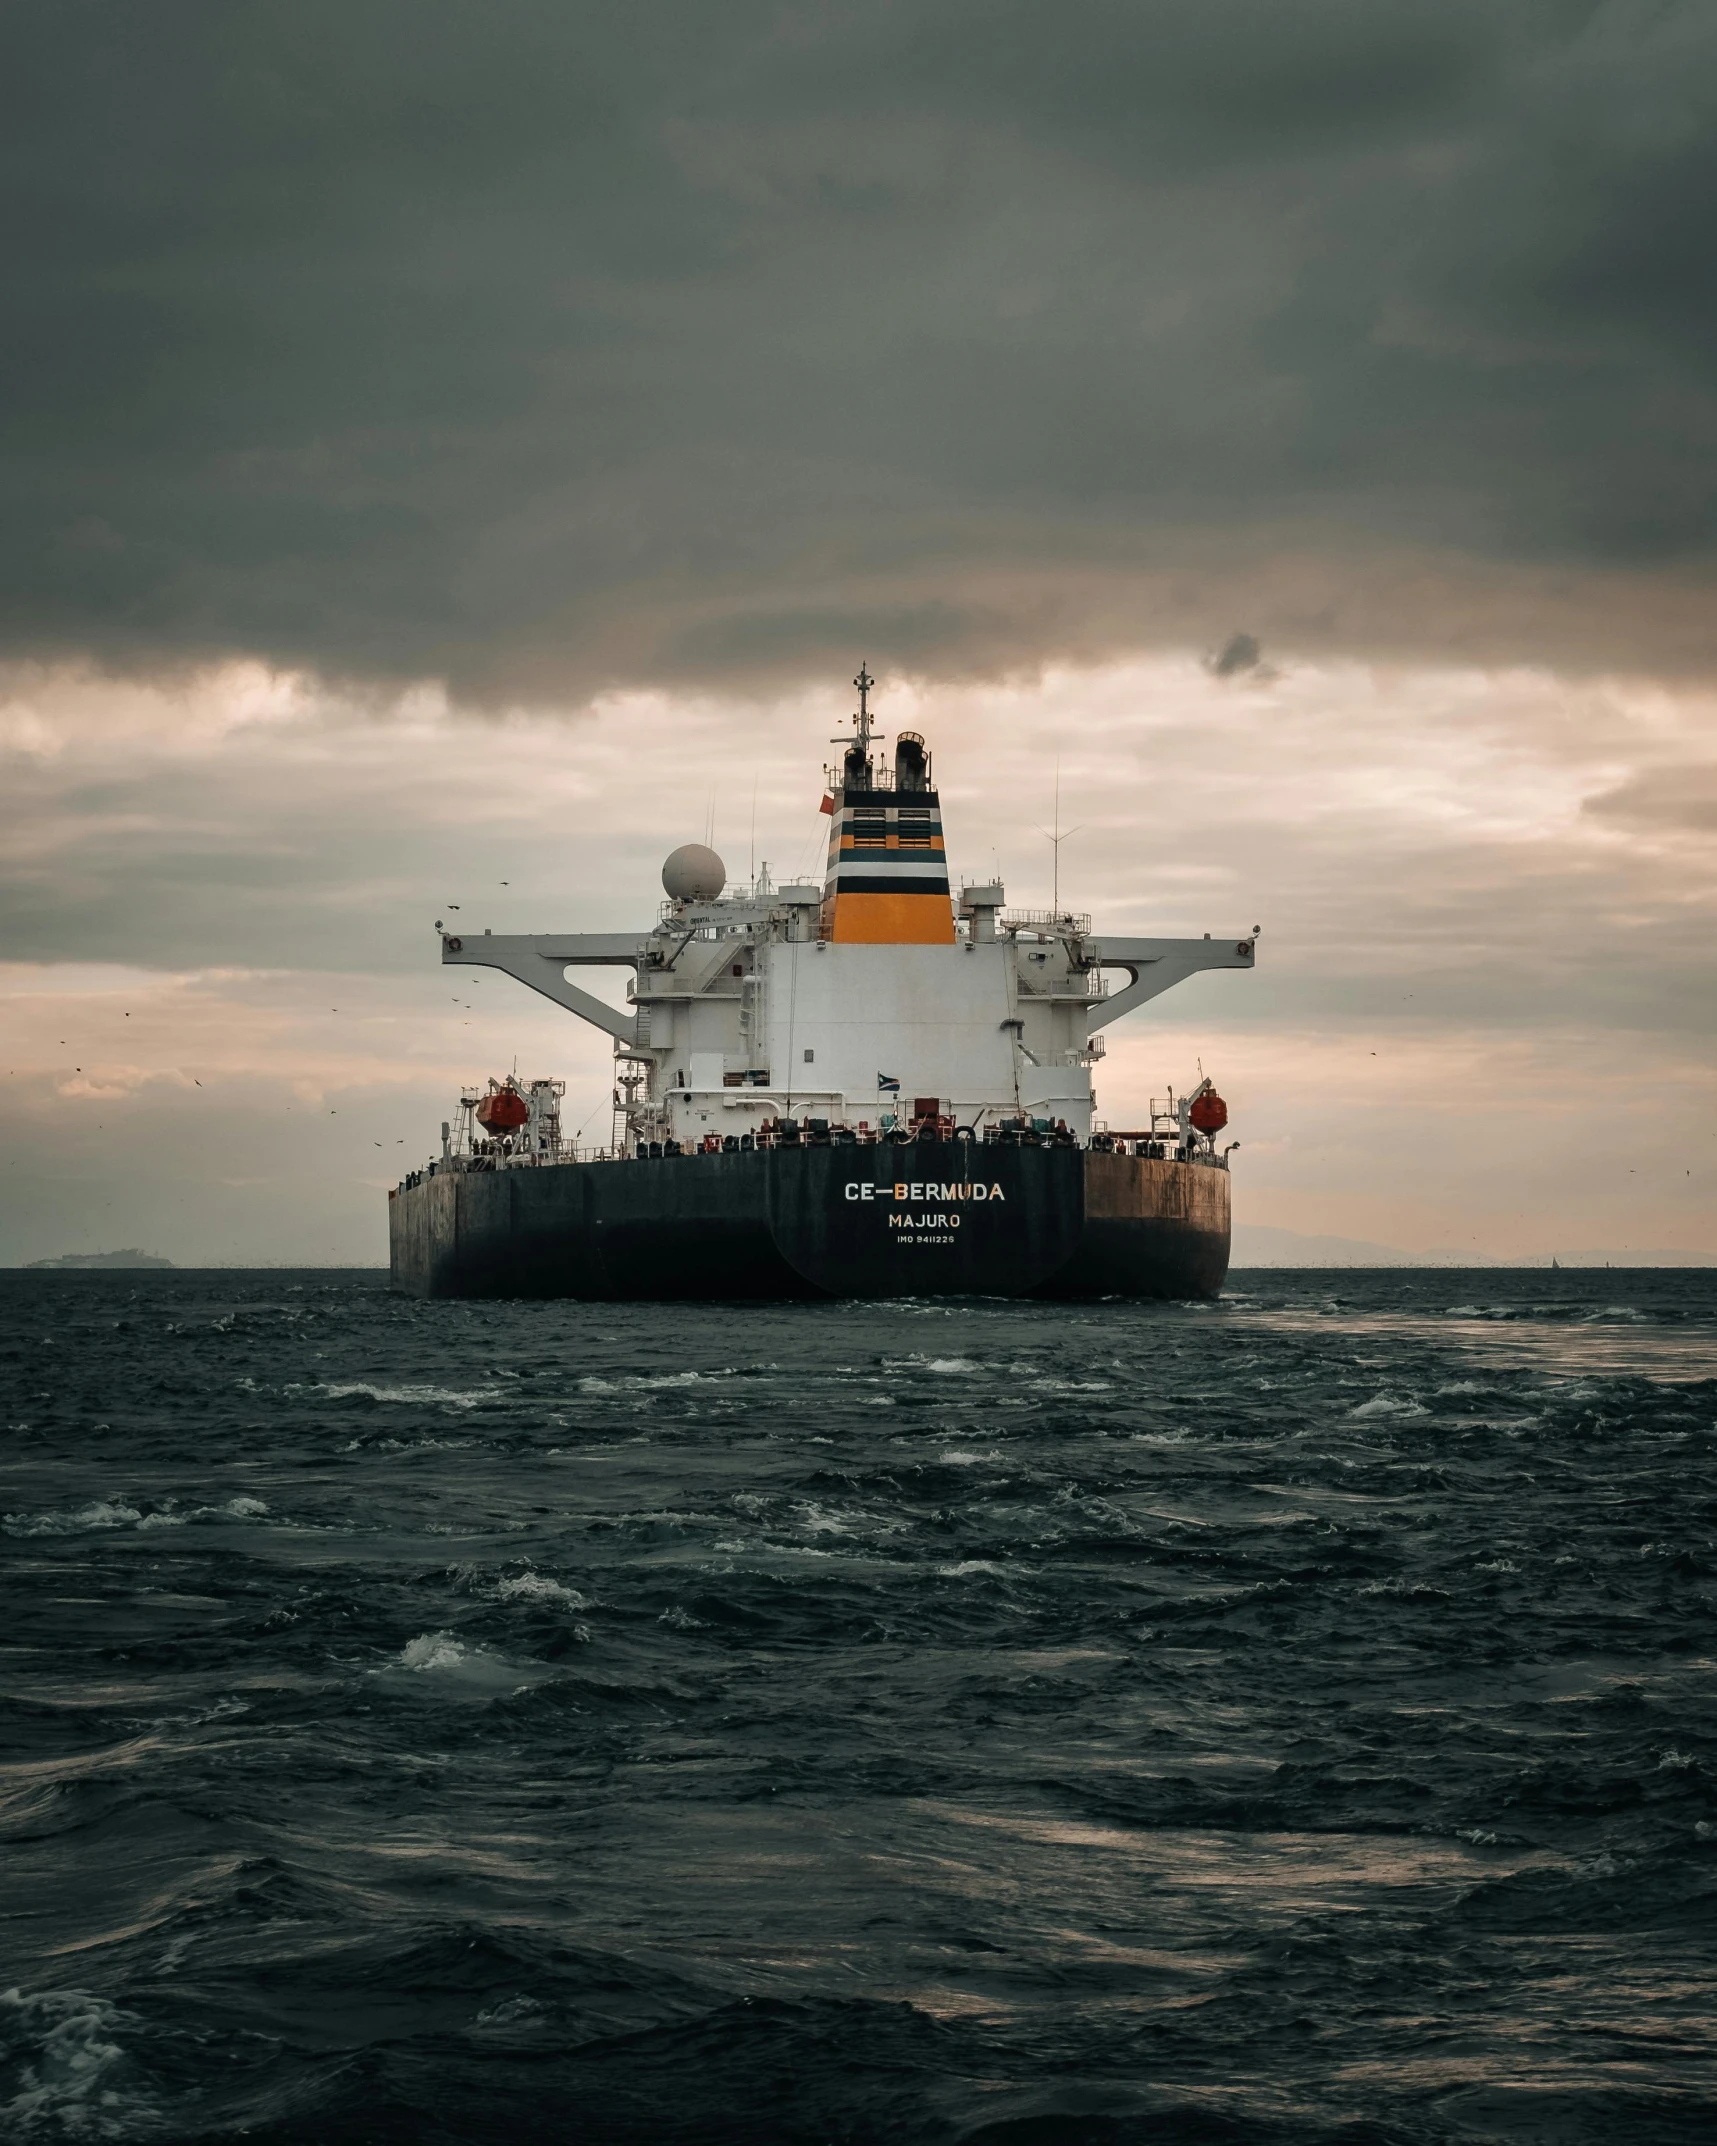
[390,668,1257,1299]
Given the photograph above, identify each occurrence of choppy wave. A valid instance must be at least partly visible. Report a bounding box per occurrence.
[4,1494,268,1537]
[0,1987,149,2140]
[318,1379,492,1407]
[490,1571,590,1607]
[2,1264,1714,2144]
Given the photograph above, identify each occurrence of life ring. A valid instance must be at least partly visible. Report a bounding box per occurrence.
[447,935,463,952]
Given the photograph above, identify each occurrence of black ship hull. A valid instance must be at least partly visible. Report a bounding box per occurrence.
[389,1147,1229,1300]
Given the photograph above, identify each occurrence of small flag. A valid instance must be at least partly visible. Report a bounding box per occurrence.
[877,1072,900,1092]
[819,793,836,815]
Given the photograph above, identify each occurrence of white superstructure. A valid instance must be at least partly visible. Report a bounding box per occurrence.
[440,676,1256,1150]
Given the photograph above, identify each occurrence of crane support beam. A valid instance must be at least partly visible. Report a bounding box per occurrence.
[1084,936,1256,1033]
[442,932,645,1045]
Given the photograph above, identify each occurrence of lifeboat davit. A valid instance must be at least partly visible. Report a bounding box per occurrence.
[1189,1087,1229,1136]
[475,1086,530,1134]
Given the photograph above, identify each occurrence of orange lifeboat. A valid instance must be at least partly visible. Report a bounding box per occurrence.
[475,1085,530,1134]
[1189,1087,1228,1136]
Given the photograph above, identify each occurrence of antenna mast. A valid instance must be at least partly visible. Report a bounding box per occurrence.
[1053,760,1060,916]
[832,662,878,757]
[853,662,874,754]
[1037,758,1086,921]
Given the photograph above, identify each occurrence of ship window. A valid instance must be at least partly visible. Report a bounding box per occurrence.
[804,1048,815,1063]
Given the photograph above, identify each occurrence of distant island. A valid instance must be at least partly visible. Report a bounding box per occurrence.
[27,1249,175,1270]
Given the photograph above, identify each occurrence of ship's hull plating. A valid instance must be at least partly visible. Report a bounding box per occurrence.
[388,1148,1229,1300]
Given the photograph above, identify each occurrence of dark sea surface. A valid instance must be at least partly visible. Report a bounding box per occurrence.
[3,1268,1716,2146]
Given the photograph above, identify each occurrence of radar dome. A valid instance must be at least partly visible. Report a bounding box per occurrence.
[662,843,726,903]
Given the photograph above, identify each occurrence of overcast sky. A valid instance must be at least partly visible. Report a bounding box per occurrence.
[3,2,1714,1263]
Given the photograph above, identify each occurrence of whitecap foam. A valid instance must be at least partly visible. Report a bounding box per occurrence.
[492,1573,589,1608]
[796,1507,855,1536]
[0,1986,145,2138]
[3,1500,143,1537]
[578,1369,741,1392]
[475,1994,547,2028]
[1348,1393,1431,1420]
[397,1629,468,1672]
[382,1629,560,1692]
[5,1492,269,1538]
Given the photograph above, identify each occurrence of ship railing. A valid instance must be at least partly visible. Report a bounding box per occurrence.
[652,894,816,930]
[1000,909,1092,938]
[820,765,933,793]
[407,1133,1229,1179]
[438,1142,634,1170]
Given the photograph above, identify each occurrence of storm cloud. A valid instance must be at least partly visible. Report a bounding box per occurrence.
[5,1,1717,702]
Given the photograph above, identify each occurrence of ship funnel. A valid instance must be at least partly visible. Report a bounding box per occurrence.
[662,844,726,902]
[894,730,929,790]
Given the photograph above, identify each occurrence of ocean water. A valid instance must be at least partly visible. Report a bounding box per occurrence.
[3,1267,1715,2146]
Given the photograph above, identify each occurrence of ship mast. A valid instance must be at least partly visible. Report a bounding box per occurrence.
[831,662,880,784]
[851,662,875,757]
